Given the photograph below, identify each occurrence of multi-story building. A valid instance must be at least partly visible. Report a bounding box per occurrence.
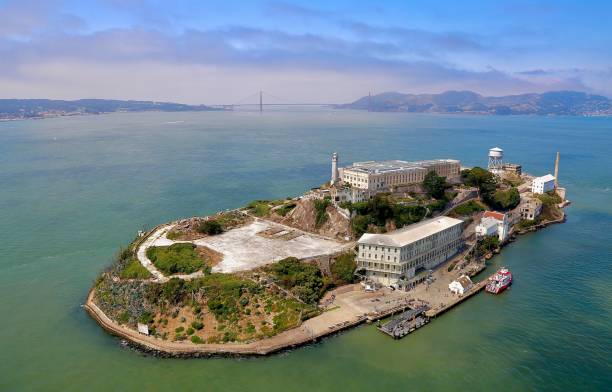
[532,174,556,194]
[475,211,510,242]
[518,197,543,221]
[340,159,461,191]
[356,217,464,286]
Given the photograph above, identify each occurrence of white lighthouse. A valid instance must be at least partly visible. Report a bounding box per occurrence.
[331,152,339,185]
[488,147,504,175]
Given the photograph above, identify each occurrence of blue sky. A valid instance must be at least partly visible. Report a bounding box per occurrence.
[1,0,611,103]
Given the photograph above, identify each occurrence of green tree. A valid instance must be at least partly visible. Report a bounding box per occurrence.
[423,171,447,199]
[492,188,520,210]
[330,253,357,284]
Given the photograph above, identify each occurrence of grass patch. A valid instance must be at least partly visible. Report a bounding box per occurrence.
[449,200,485,217]
[147,243,208,275]
[247,200,271,217]
[120,258,151,279]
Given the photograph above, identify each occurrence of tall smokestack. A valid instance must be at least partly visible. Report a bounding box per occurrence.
[554,151,560,188]
[331,152,339,185]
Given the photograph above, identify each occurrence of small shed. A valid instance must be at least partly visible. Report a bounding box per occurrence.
[137,323,149,335]
[449,275,473,295]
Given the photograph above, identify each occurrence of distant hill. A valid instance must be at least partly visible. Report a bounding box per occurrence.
[337,90,612,115]
[0,99,222,120]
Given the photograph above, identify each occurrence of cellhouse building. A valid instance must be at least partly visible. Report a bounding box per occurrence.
[356,216,464,286]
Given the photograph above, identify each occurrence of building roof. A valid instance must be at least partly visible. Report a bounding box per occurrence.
[534,174,555,182]
[344,159,460,175]
[477,217,498,229]
[456,275,473,289]
[358,216,463,247]
[483,211,506,221]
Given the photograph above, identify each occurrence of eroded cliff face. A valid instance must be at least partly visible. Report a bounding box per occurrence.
[271,199,351,240]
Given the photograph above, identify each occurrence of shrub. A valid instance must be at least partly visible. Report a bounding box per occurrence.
[268,257,324,304]
[537,191,562,206]
[331,253,357,285]
[276,203,296,217]
[197,220,223,235]
[450,200,485,216]
[146,243,207,275]
[191,321,204,330]
[313,199,331,228]
[190,335,204,344]
[175,326,184,333]
[186,328,195,335]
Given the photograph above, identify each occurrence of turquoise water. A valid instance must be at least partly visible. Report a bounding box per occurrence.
[0,110,610,391]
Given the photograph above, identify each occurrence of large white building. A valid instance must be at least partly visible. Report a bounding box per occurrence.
[532,174,556,194]
[341,159,461,191]
[475,211,510,242]
[356,217,464,286]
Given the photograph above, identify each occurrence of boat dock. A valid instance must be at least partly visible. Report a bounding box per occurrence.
[425,278,488,318]
[377,305,430,339]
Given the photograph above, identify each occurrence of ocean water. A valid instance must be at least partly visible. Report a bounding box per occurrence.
[0,109,610,391]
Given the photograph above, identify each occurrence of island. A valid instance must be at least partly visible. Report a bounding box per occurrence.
[0,99,223,121]
[85,147,569,356]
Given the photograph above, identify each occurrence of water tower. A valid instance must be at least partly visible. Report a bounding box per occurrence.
[488,147,504,174]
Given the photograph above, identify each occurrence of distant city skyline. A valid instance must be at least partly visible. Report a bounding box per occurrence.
[1,0,611,104]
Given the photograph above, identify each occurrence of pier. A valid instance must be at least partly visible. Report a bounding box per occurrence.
[378,306,430,339]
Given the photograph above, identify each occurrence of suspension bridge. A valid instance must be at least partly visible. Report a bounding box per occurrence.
[209,90,349,111]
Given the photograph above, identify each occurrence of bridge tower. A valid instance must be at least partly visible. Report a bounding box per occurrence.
[259,90,263,113]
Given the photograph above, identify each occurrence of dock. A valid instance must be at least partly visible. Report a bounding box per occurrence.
[378,305,430,339]
[425,279,488,318]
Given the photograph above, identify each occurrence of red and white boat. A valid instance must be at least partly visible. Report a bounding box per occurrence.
[486,267,512,294]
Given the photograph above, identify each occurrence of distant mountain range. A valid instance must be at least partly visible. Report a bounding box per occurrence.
[0,99,222,120]
[337,90,612,115]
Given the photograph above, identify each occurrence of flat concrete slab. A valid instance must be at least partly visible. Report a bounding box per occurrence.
[192,220,349,273]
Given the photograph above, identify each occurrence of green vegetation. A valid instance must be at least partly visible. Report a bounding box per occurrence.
[537,191,562,206]
[492,187,520,211]
[475,235,500,258]
[330,253,357,285]
[146,243,208,275]
[268,257,324,304]
[313,198,331,228]
[347,195,428,237]
[423,171,447,199]
[246,200,271,217]
[518,219,538,229]
[120,258,151,279]
[462,167,497,204]
[449,200,485,217]
[462,167,519,211]
[166,230,181,240]
[197,220,223,235]
[275,202,296,217]
[190,335,204,344]
[191,321,204,330]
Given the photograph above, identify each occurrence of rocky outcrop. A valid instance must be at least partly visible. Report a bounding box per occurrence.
[277,199,351,240]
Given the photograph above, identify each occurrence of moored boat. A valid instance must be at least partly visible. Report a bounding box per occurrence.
[486,267,512,294]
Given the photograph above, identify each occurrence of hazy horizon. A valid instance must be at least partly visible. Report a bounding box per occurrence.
[1,0,612,104]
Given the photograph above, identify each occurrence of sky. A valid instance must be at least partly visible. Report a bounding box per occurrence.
[1,0,612,104]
